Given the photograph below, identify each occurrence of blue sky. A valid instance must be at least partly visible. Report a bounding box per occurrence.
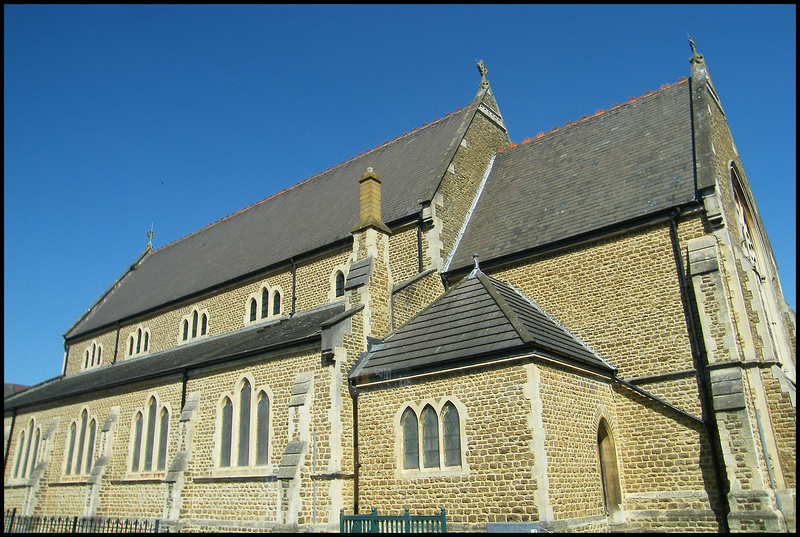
[4,5,796,388]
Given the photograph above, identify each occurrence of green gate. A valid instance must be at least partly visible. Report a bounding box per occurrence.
[340,508,446,533]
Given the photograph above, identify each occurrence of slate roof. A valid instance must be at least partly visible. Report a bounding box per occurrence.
[66,90,490,340]
[350,269,613,384]
[7,303,345,411]
[448,80,695,272]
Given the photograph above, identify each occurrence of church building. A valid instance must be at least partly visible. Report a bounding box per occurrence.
[4,42,795,533]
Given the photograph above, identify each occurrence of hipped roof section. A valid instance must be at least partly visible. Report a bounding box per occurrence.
[66,90,489,340]
[448,79,696,272]
[350,270,613,384]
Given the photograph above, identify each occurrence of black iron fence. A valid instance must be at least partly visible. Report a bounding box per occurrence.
[4,508,166,533]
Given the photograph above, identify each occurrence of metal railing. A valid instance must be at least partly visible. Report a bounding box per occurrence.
[4,508,165,533]
[340,508,446,533]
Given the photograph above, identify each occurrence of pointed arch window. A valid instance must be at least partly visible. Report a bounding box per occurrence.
[238,380,251,466]
[28,428,41,478]
[131,412,143,472]
[442,402,461,467]
[336,271,345,297]
[422,406,440,468]
[402,408,419,470]
[65,424,76,475]
[157,408,169,471]
[143,397,157,471]
[192,311,199,338]
[256,392,270,466]
[220,397,233,467]
[75,411,88,475]
[143,331,149,352]
[261,289,269,319]
[64,410,96,477]
[201,314,208,336]
[183,320,189,341]
[13,430,26,479]
[129,397,170,474]
[273,292,281,316]
[217,380,273,472]
[398,400,465,474]
[20,422,35,478]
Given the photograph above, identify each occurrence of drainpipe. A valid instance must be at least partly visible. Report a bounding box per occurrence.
[3,409,17,475]
[417,218,424,274]
[181,369,189,412]
[290,258,297,316]
[668,207,731,533]
[348,378,360,515]
[112,321,120,365]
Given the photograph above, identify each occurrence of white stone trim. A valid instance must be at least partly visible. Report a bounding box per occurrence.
[212,375,275,477]
[393,396,469,479]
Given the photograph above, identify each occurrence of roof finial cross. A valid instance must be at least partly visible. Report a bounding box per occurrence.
[688,35,703,64]
[147,225,155,248]
[477,60,489,89]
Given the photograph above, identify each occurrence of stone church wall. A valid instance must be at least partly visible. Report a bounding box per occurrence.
[354,359,622,531]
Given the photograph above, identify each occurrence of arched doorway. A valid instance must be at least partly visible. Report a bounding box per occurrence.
[598,418,623,522]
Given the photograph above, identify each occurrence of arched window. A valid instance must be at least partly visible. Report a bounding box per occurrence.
[256,392,270,466]
[157,408,169,471]
[598,419,622,521]
[192,311,198,338]
[422,406,439,468]
[220,398,233,468]
[183,320,189,341]
[21,421,35,478]
[85,350,90,369]
[131,412,143,472]
[136,329,142,354]
[27,428,41,479]
[75,411,88,476]
[336,271,345,297]
[273,292,281,316]
[97,346,102,364]
[442,403,461,467]
[143,397,157,471]
[91,344,96,367]
[65,424,76,475]
[143,332,149,352]
[130,336,135,355]
[249,298,257,322]
[85,419,96,474]
[14,431,27,479]
[238,380,251,466]
[201,314,208,336]
[261,289,269,319]
[402,408,419,470]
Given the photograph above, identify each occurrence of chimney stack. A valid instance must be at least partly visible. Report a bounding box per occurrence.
[351,167,391,234]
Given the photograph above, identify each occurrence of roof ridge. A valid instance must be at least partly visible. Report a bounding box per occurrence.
[497,77,689,154]
[153,104,472,253]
